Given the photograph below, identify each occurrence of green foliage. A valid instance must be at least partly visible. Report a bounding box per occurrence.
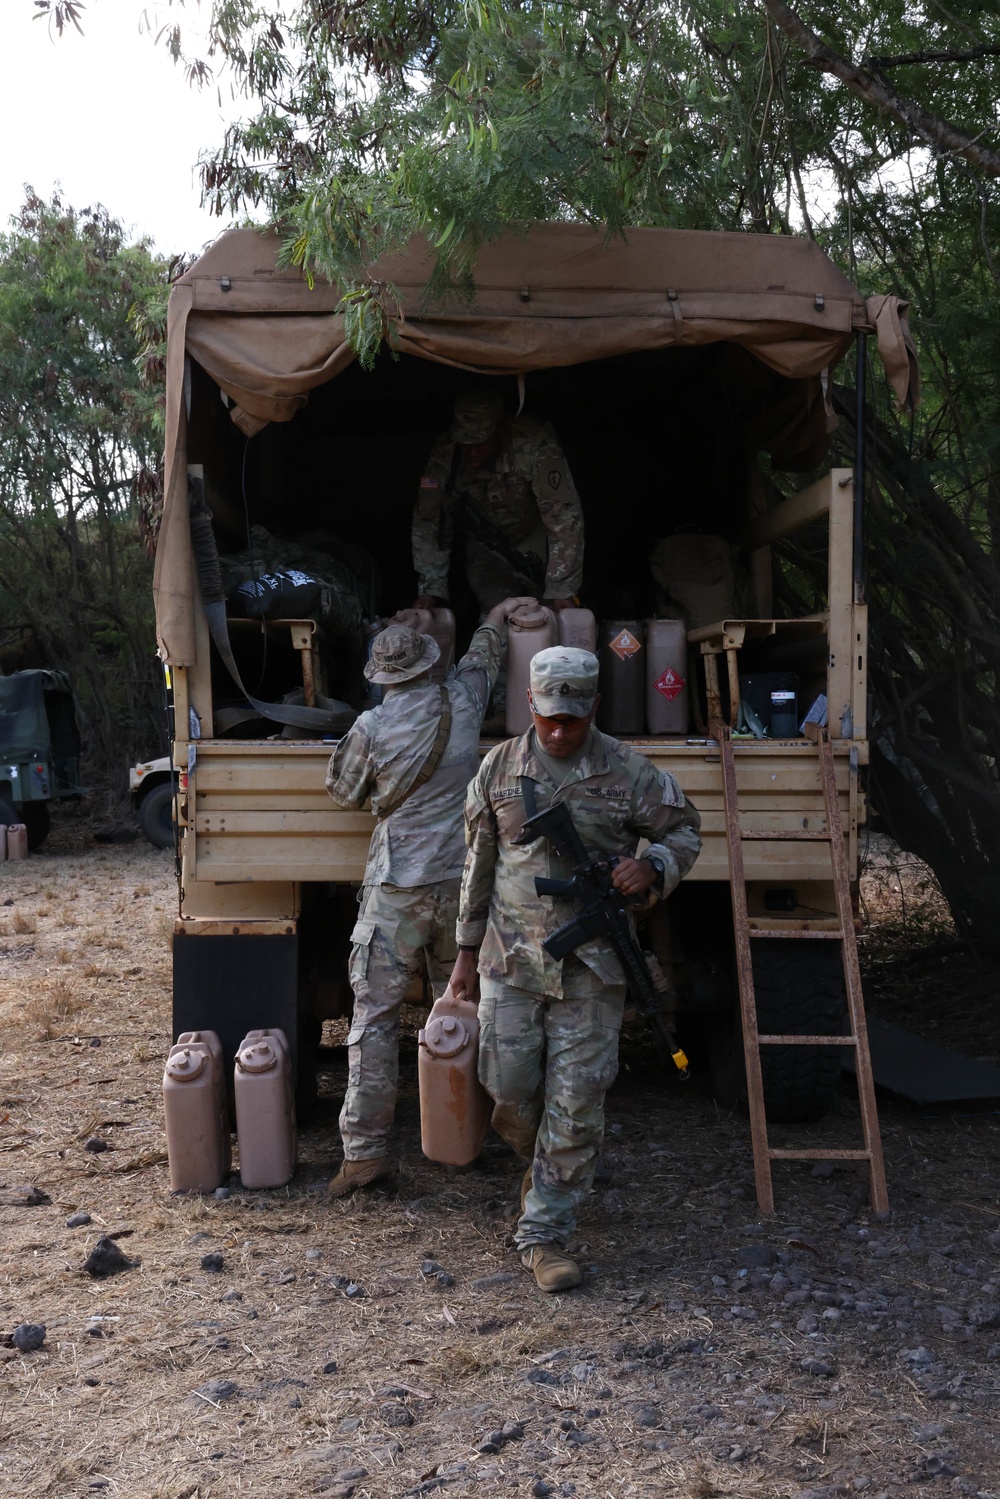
[0,193,170,790]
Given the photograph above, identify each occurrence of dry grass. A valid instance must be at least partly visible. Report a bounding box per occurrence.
[0,822,998,1498]
[12,910,37,935]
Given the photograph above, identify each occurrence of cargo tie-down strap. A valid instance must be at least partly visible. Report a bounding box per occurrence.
[188,478,357,736]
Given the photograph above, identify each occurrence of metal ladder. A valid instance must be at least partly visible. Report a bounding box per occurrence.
[714,720,889,1216]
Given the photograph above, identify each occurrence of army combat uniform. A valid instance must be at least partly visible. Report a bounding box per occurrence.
[413,414,584,610]
[326,622,502,1163]
[458,720,702,1250]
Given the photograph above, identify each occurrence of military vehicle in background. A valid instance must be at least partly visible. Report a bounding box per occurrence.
[152,225,917,1161]
[130,755,176,849]
[0,669,83,849]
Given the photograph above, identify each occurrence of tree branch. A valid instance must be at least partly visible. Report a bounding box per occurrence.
[866,47,1000,70]
[758,0,1000,177]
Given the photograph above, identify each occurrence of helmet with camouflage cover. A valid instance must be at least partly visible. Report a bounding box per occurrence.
[529,646,599,718]
[364,624,440,685]
[450,387,505,445]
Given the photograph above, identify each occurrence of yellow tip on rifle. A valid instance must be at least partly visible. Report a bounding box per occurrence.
[672,1048,689,1076]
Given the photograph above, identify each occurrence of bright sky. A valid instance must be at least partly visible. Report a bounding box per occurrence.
[0,0,250,257]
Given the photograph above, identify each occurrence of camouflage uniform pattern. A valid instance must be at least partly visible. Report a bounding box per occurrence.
[326,623,502,887]
[478,969,624,1248]
[458,725,702,1247]
[341,879,460,1160]
[457,727,703,994]
[326,625,503,1160]
[413,416,584,606]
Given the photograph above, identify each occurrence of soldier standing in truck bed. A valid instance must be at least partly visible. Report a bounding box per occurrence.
[324,597,532,1195]
[412,385,584,616]
[448,647,702,1291]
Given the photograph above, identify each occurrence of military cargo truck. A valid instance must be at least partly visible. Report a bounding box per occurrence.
[153,224,917,1118]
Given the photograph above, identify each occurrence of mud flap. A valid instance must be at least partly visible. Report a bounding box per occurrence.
[173,931,300,1095]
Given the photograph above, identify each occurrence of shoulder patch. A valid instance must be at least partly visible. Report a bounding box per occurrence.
[547,468,561,490]
[420,476,439,488]
[660,772,685,808]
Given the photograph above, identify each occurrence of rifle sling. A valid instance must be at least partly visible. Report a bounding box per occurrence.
[376,687,452,820]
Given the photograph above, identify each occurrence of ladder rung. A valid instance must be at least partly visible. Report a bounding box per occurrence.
[768,1148,871,1161]
[749,928,843,939]
[757,1033,857,1046]
[740,830,831,841]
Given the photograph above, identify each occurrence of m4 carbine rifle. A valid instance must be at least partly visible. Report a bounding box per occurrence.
[513,794,689,1076]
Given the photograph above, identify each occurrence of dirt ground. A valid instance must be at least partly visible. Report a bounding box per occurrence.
[2,817,1000,1499]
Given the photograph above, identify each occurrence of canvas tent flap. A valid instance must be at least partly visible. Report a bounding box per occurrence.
[866,294,920,411]
[155,223,918,665]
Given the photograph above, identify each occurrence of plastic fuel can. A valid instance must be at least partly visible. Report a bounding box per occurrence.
[163,1029,232,1192]
[505,603,557,735]
[418,985,492,1166]
[234,1028,297,1188]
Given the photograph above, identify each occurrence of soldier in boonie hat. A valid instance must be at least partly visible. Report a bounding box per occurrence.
[449,387,505,446]
[528,646,599,719]
[364,623,441,685]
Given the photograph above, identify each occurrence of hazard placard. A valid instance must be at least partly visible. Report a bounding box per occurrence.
[608,628,642,661]
[654,666,686,701]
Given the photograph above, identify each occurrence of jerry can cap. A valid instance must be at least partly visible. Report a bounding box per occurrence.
[237,1040,279,1074]
[422,1013,470,1058]
[165,1047,207,1082]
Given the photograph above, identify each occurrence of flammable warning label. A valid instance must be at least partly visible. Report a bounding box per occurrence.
[608,628,642,660]
[654,666,686,701]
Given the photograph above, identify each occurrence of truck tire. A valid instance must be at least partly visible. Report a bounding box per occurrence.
[20,801,51,851]
[710,940,847,1123]
[0,796,17,830]
[139,781,175,849]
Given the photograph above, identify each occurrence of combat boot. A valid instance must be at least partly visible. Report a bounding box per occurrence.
[328,1156,390,1198]
[520,1244,583,1293]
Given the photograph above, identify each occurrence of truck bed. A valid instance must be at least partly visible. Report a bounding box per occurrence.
[181,735,864,888]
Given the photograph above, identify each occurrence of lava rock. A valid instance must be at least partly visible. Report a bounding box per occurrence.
[81,1236,137,1278]
[89,1037,102,1048]
[532,1483,553,1498]
[214,1187,230,1200]
[525,1368,560,1386]
[381,1403,415,1428]
[800,1358,836,1377]
[66,1212,92,1229]
[471,1272,515,1290]
[222,1290,243,1303]
[323,1360,339,1374]
[84,1138,110,1154]
[201,1253,225,1273]
[737,1244,776,1269]
[193,1377,238,1404]
[11,1323,45,1353]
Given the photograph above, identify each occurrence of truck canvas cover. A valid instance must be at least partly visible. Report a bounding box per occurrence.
[0,670,77,763]
[155,222,917,664]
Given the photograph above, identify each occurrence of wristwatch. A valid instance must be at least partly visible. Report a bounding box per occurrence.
[645,855,666,891]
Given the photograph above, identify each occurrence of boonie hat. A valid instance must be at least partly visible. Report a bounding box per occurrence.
[450,387,505,445]
[364,624,440,685]
[529,646,599,719]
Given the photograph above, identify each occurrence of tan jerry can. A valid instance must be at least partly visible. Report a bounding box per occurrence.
[418,985,492,1166]
[506,603,557,735]
[234,1028,297,1188]
[163,1030,232,1193]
